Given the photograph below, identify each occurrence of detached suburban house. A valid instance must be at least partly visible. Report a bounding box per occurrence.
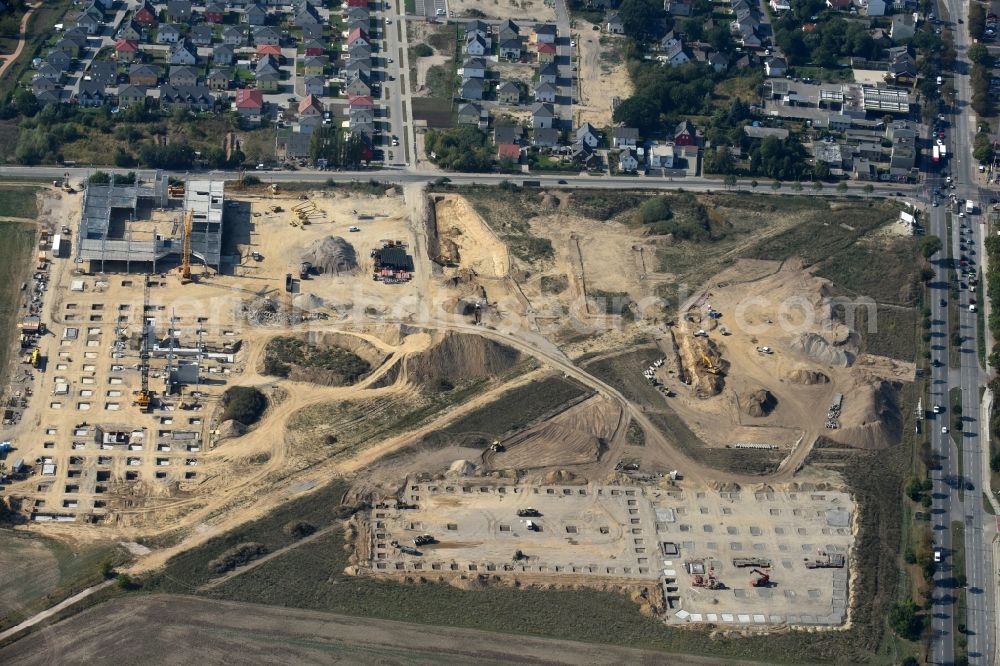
[129,63,160,86]
[497,80,520,104]
[115,39,140,63]
[612,126,639,148]
[457,102,489,128]
[298,95,324,133]
[538,61,558,84]
[235,87,264,126]
[460,77,484,100]
[117,85,148,108]
[534,81,557,103]
[156,24,182,44]
[531,102,555,129]
[605,11,623,34]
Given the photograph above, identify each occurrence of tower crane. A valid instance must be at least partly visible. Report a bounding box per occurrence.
[179,208,193,282]
[134,277,154,412]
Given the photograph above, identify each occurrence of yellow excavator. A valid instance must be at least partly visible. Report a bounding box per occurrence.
[700,350,719,375]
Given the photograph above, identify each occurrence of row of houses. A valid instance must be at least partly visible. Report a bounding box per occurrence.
[343,0,377,137]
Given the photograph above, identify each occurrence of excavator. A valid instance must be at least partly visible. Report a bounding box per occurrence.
[700,350,720,375]
[750,568,771,587]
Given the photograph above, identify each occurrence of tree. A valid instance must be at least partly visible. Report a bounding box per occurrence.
[723,174,737,189]
[888,599,925,640]
[750,179,758,189]
[309,126,366,168]
[220,386,268,426]
[968,43,992,67]
[812,180,822,191]
[973,132,995,164]
[919,235,942,258]
[791,181,803,192]
[617,0,666,39]
[837,181,848,192]
[424,126,494,172]
[771,180,782,190]
[863,183,874,197]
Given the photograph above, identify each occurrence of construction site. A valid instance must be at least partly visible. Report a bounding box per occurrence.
[0,181,918,639]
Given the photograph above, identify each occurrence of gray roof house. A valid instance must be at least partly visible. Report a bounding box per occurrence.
[156,23,183,44]
[159,84,215,112]
[169,41,199,65]
[538,61,558,84]
[462,57,487,79]
[253,26,281,46]
[77,80,109,107]
[169,65,200,87]
[460,77,484,100]
[532,127,560,148]
[498,19,520,42]
[207,67,232,90]
[531,102,555,129]
[213,44,234,65]
[494,125,524,145]
[167,0,193,22]
[190,25,214,46]
[497,80,520,104]
[116,85,148,108]
[534,81,557,103]
[243,3,267,25]
[223,26,246,46]
[611,126,639,148]
[36,62,64,83]
[303,74,325,96]
[76,12,102,35]
[457,102,488,128]
[88,60,117,87]
[500,39,522,60]
[576,122,600,148]
[46,50,72,71]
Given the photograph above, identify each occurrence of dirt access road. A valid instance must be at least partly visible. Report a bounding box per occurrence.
[0,594,748,665]
[0,4,36,80]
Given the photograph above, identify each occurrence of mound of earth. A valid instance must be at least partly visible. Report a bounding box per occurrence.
[543,469,577,484]
[742,388,777,417]
[217,419,246,439]
[789,333,852,367]
[293,292,325,310]
[829,380,901,449]
[405,332,521,388]
[786,368,831,385]
[447,459,477,476]
[301,236,358,275]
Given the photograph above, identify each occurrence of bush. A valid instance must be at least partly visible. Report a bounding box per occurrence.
[283,521,317,539]
[888,599,924,640]
[220,386,268,426]
[207,542,268,574]
[424,126,494,172]
[262,337,371,384]
[413,43,433,57]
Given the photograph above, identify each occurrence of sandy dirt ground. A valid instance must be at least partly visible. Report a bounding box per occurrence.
[574,26,632,127]
[0,594,730,665]
[447,0,556,22]
[415,53,449,90]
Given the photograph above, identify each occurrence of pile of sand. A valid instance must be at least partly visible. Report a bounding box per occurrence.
[829,380,901,449]
[302,236,358,275]
[543,469,577,484]
[742,388,777,417]
[786,368,831,385]
[405,332,521,388]
[293,292,325,310]
[217,419,246,439]
[789,333,852,368]
[447,459,477,476]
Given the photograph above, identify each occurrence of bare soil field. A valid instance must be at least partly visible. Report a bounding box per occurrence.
[447,0,556,22]
[0,594,719,666]
[574,28,632,127]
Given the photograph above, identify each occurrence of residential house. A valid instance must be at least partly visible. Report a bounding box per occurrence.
[537,42,557,62]
[498,143,521,163]
[345,72,371,97]
[243,3,267,25]
[169,41,198,65]
[298,95,324,133]
[235,87,264,125]
[256,70,281,92]
[254,26,281,46]
[223,26,246,46]
[213,44,234,66]
[207,67,232,90]
[133,1,158,27]
[129,64,160,86]
[538,61,558,84]
[117,85,148,108]
[499,39,522,60]
[531,102,555,129]
[345,58,371,79]
[460,77,484,100]
[497,80,520,104]
[303,75,325,96]
[768,0,790,10]
[157,24,182,44]
[890,134,916,170]
[887,55,917,84]
[348,43,371,60]
[494,125,524,145]
[619,148,640,172]
[159,84,216,112]
[347,27,369,47]
[77,80,109,107]
[31,76,59,97]
[34,88,61,106]
[170,65,200,87]
[118,19,143,41]
[498,19,520,43]
[47,50,72,74]
[303,38,325,56]
[865,0,886,15]
[302,55,328,76]
[605,11,624,34]
[890,13,916,41]
[53,36,83,59]
[114,39,139,63]
[534,23,556,44]
[35,63,64,84]
[743,125,789,140]
[256,43,282,59]
[708,52,729,73]
[295,4,322,27]
[167,0,193,23]
[63,27,91,50]
[661,40,689,66]
[576,122,600,148]
[300,22,323,41]
[571,142,601,169]
[204,3,225,23]
[674,120,697,146]
[88,60,117,87]
[457,102,488,128]
[649,143,674,168]
[532,127,560,148]
[612,126,639,148]
[345,6,370,22]
[348,96,375,127]
[764,56,786,77]
[347,17,369,34]
[534,81,557,103]
[466,19,490,40]
[462,57,487,79]
[190,25,214,47]
[76,12,102,36]
[465,34,488,56]
[665,0,692,15]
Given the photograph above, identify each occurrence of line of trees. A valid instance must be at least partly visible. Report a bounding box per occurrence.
[308,125,368,168]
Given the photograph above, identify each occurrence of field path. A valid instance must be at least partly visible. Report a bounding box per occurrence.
[0,579,114,643]
[0,5,36,81]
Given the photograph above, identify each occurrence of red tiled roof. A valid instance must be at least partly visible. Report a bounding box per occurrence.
[348,95,374,107]
[348,27,368,43]
[497,143,520,159]
[298,94,323,114]
[115,39,139,52]
[235,88,264,109]
[537,42,557,54]
[256,44,282,57]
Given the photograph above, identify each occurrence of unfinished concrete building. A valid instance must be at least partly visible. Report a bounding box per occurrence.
[76,174,226,273]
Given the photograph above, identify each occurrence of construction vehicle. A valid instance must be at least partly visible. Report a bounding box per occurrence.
[489,440,505,452]
[178,209,193,282]
[692,568,725,590]
[700,351,719,375]
[732,557,771,568]
[270,183,279,194]
[251,251,263,262]
[299,261,312,280]
[805,551,846,569]
[413,534,436,546]
[167,183,185,197]
[517,508,540,517]
[525,520,538,531]
[30,348,41,369]
[750,568,771,587]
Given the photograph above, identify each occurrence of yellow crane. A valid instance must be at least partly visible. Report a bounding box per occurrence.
[179,209,193,282]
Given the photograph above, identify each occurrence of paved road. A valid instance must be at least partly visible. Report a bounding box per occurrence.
[926,0,997,660]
